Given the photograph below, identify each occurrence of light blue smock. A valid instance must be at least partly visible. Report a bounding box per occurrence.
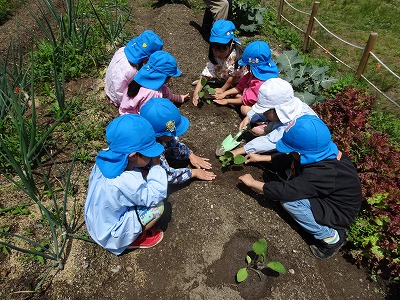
[84,164,167,255]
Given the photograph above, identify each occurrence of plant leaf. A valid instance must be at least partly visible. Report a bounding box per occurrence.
[253,238,267,255]
[246,255,252,264]
[236,268,248,283]
[233,155,246,164]
[267,261,286,273]
[200,77,206,86]
[198,91,204,98]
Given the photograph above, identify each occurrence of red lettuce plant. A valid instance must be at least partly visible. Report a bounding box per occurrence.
[312,87,400,279]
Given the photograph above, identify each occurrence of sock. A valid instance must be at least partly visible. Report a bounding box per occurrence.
[323,230,339,244]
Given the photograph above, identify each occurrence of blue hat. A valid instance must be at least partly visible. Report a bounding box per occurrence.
[210,20,237,44]
[140,98,190,137]
[238,41,279,80]
[124,30,164,64]
[276,115,338,165]
[96,115,164,178]
[134,51,182,90]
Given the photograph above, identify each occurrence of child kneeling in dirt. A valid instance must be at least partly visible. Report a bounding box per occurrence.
[85,115,167,255]
[238,115,362,259]
[192,20,246,106]
[213,40,279,117]
[141,98,217,183]
[119,50,190,115]
[105,30,164,107]
[230,78,317,157]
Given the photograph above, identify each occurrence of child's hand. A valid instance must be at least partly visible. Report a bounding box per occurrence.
[214,87,225,94]
[245,153,271,164]
[191,169,217,181]
[239,116,250,130]
[213,92,226,100]
[181,93,190,102]
[238,173,255,187]
[213,99,229,105]
[189,153,212,169]
[192,94,200,106]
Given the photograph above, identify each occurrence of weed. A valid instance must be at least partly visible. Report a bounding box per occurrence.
[236,238,286,283]
[0,204,30,216]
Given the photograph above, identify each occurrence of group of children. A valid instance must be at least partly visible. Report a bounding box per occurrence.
[85,20,362,259]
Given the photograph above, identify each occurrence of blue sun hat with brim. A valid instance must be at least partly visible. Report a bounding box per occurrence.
[96,114,164,179]
[276,115,338,165]
[124,30,164,65]
[140,98,190,137]
[134,51,182,90]
[238,41,279,80]
[210,20,239,44]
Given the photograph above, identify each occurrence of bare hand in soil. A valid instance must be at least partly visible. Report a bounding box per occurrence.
[181,93,190,102]
[192,94,200,106]
[189,153,212,169]
[212,92,226,100]
[191,169,217,181]
[213,99,229,105]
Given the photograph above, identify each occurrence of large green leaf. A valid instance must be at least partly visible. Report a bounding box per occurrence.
[275,50,303,71]
[267,261,286,274]
[236,268,248,283]
[252,238,267,255]
[295,91,315,104]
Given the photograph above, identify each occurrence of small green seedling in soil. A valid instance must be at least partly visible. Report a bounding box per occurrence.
[219,151,246,167]
[236,238,286,283]
[198,77,216,104]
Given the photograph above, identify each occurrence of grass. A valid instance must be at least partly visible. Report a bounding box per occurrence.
[266,0,400,113]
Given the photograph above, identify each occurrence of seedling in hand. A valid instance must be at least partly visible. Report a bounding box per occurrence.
[236,238,286,283]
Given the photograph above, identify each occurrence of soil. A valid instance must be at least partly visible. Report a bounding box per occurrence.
[0,1,397,299]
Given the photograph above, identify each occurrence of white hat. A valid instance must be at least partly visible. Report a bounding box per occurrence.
[253,78,303,123]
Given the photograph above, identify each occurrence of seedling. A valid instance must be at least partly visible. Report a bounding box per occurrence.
[198,77,216,104]
[219,151,245,167]
[236,238,286,283]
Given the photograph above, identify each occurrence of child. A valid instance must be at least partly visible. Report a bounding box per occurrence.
[105,30,164,107]
[119,50,190,115]
[192,20,246,106]
[230,78,317,158]
[140,98,217,183]
[85,114,168,255]
[238,115,362,259]
[213,40,279,117]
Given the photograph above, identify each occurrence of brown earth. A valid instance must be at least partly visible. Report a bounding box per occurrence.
[0,0,396,299]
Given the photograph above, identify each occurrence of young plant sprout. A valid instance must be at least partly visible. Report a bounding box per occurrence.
[198,77,216,104]
[219,151,245,167]
[236,238,286,283]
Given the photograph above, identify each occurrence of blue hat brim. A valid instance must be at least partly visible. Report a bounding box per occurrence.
[209,36,233,44]
[135,66,182,90]
[154,115,190,137]
[249,62,279,81]
[277,140,338,165]
[139,141,165,157]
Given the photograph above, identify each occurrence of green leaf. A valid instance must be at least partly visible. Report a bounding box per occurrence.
[208,88,216,94]
[267,261,286,273]
[236,268,248,283]
[246,255,252,264]
[198,91,204,98]
[200,77,207,87]
[252,238,267,255]
[233,155,246,164]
